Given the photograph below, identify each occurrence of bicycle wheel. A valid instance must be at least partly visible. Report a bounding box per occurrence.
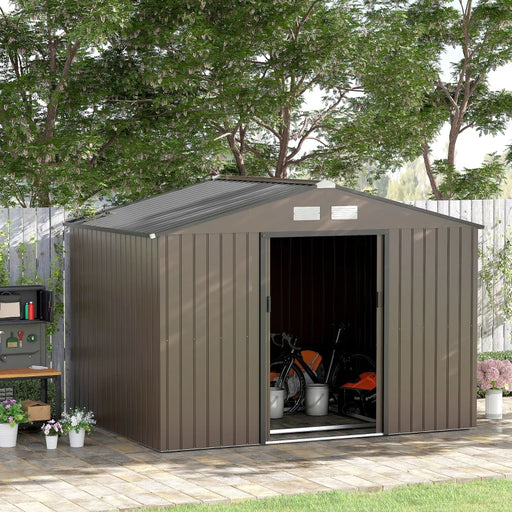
[270,361,306,413]
[341,399,364,417]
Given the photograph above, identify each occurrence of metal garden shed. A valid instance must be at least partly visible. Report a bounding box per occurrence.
[67,176,480,451]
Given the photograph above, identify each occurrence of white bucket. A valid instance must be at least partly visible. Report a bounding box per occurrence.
[305,384,329,416]
[485,388,503,419]
[270,387,285,419]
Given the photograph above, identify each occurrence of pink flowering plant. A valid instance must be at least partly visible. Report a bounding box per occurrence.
[477,359,512,391]
[60,406,95,434]
[0,399,29,427]
[41,419,64,437]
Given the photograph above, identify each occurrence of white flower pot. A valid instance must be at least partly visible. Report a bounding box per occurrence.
[0,423,18,448]
[45,435,59,450]
[485,389,503,419]
[68,428,86,447]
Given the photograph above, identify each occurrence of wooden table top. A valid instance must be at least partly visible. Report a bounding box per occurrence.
[0,367,61,379]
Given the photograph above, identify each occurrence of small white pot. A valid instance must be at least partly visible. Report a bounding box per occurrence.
[45,435,59,450]
[68,428,86,447]
[485,388,503,419]
[0,423,18,448]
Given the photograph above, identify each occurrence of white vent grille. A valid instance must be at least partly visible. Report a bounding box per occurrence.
[293,206,321,221]
[331,205,358,220]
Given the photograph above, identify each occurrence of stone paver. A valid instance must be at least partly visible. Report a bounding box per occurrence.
[1,398,512,511]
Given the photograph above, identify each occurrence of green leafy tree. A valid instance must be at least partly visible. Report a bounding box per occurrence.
[128,0,462,186]
[0,0,217,207]
[360,0,512,199]
[0,0,132,206]
[129,0,373,180]
[424,0,512,199]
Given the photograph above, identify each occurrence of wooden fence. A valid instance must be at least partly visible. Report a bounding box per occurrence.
[0,207,68,384]
[0,201,510,404]
[411,200,512,353]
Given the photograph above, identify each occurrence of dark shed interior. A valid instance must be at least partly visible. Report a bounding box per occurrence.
[270,236,376,357]
[268,235,378,439]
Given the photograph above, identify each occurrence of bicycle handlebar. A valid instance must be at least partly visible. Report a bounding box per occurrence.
[270,332,302,351]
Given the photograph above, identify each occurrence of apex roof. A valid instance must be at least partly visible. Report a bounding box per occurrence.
[67,176,482,236]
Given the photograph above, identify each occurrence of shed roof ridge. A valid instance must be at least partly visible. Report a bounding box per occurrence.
[214,175,318,185]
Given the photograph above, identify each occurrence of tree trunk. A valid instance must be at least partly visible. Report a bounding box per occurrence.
[275,107,291,179]
[226,133,247,176]
[422,143,444,200]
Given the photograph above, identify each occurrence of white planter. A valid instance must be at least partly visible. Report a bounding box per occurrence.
[45,435,59,450]
[0,423,18,448]
[270,388,285,419]
[305,384,329,416]
[485,389,503,419]
[68,428,86,447]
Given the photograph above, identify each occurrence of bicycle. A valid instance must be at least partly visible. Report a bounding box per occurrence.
[270,324,375,415]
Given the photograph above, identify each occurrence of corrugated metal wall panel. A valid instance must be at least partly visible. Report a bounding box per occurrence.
[435,228,449,430]
[70,230,161,449]
[386,226,476,434]
[399,228,413,433]
[161,233,260,451]
[423,228,437,432]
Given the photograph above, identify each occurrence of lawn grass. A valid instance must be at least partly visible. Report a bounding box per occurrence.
[140,479,512,512]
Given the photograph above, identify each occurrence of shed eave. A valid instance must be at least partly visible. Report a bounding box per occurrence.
[64,221,155,238]
[331,185,483,230]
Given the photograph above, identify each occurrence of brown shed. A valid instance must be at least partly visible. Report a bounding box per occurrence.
[68,176,480,451]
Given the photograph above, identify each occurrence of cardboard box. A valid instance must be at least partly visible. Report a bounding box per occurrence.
[22,400,51,422]
[0,301,21,319]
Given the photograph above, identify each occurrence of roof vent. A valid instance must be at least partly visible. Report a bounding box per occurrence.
[316,180,335,189]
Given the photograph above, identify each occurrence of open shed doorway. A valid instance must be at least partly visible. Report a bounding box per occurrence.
[268,234,382,442]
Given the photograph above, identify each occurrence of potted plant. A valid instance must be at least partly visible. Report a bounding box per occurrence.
[477,359,512,419]
[41,419,64,450]
[0,399,29,447]
[60,407,95,447]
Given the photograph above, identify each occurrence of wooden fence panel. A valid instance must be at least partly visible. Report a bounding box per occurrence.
[0,207,68,387]
[413,200,512,353]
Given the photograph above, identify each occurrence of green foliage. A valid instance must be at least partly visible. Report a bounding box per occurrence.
[354,0,512,199]
[16,238,42,286]
[0,380,59,419]
[433,155,507,200]
[0,0,205,208]
[45,236,65,344]
[478,351,512,362]
[480,226,512,322]
[2,0,512,204]
[0,397,28,425]
[0,224,10,287]
[132,0,373,180]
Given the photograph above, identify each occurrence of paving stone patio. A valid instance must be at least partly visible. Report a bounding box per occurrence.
[0,399,511,511]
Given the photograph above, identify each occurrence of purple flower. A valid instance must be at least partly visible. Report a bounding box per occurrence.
[477,359,512,390]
